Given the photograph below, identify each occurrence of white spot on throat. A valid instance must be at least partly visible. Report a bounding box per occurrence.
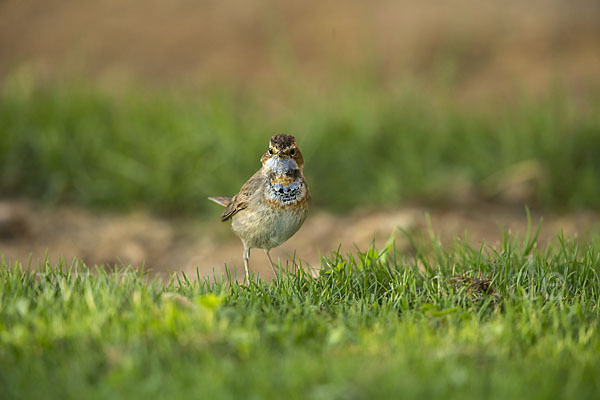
[264,157,297,175]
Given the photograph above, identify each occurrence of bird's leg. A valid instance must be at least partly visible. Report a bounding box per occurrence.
[265,250,279,282]
[243,245,250,283]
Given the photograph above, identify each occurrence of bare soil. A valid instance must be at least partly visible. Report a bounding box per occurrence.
[1,200,597,280]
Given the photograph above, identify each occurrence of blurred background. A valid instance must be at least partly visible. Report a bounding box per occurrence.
[1,0,599,277]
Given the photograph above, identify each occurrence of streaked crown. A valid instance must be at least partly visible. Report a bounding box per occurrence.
[270,134,296,150]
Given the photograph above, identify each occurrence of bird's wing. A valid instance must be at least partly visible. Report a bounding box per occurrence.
[220,170,263,221]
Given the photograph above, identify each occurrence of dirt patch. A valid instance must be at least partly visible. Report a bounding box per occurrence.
[1,199,597,280]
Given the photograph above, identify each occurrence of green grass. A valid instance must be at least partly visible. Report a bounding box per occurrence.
[1,74,600,214]
[1,230,599,399]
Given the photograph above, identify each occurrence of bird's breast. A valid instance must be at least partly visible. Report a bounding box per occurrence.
[264,174,308,210]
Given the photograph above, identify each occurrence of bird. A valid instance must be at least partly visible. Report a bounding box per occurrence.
[209,134,310,281]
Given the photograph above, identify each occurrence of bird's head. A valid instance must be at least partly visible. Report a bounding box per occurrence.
[261,134,304,173]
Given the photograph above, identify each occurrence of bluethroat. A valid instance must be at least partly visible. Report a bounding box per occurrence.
[209,134,310,280]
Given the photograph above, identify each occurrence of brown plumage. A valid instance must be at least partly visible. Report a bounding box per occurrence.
[209,134,310,280]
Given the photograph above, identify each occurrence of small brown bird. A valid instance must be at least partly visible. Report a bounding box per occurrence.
[209,134,310,280]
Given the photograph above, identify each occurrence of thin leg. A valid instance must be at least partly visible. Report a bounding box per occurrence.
[243,246,250,282]
[265,250,278,279]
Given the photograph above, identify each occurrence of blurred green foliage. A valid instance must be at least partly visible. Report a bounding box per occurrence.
[1,74,599,214]
[1,233,599,398]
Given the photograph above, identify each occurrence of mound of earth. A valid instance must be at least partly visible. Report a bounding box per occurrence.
[0,200,597,280]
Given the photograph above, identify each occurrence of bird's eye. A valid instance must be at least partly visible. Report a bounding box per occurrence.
[268,148,273,155]
[289,149,296,156]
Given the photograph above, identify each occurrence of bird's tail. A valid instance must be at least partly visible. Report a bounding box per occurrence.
[208,196,232,207]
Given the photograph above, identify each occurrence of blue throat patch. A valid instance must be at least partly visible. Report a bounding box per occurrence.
[267,178,303,204]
